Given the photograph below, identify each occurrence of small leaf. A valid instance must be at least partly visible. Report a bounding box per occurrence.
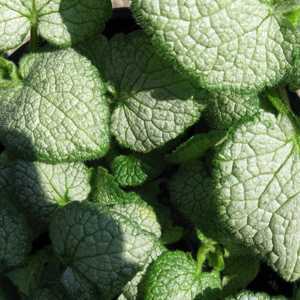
[111,155,160,187]
[140,251,221,300]
[89,167,142,206]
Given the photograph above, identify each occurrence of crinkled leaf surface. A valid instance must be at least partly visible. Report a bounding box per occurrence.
[119,242,166,300]
[140,251,221,300]
[0,0,112,51]
[14,160,91,224]
[78,31,204,152]
[50,201,159,299]
[111,155,157,187]
[0,198,31,273]
[225,291,287,300]
[6,247,61,297]
[0,48,110,163]
[61,267,98,300]
[89,167,143,206]
[213,111,300,281]
[132,0,295,92]
[204,91,260,129]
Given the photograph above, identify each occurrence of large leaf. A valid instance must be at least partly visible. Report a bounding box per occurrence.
[0,0,112,51]
[50,201,159,299]
[0,48,110,163]
[213,111,300,281]
[132,0,296,92]
[0,198,31,273]
[78,31,205,152]
[14,160,91,223]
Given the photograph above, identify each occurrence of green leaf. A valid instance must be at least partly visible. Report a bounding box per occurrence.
[0,48,110,163]
[139,251,221,300]
[0,57,20,88]
[221,255,260,297]
[120,242,167,300]
[204,91,260,129]
[0,198,31,273]
[61,267,98,300]
[225,291,287,300]
[0,160,14,197]
[6,247,61,297]
[166,131,226,164]
[0,0,112,51]
[169,162,214,229]
[89,167,143,206]
[132,0,296,92]
[78,31,205,153]
[13,160,91,224]
[213,111,300,281]
[30,288,67,300]
[111,155,159,187]
[50,201,159,300]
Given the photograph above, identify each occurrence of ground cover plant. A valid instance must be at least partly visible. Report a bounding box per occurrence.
[0,0,300,299]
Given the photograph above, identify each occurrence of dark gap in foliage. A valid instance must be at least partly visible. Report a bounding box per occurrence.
[103,8,141,38]
[31,232,51,254]
[248,263,293,297]
[288,90,300,116]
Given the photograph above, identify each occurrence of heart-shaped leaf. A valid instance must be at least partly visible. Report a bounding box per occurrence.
[132,0,296,92]
[0,0,112,51]
[213,111,300,281]
[0,48,110,163]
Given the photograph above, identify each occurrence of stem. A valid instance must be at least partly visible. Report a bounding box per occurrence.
[30,0,38,51]
[196,243,215,273]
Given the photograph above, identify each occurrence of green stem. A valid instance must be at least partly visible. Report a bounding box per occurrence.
[30,0,38,51]
[196,243,215,273]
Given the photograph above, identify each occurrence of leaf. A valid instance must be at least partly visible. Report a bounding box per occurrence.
[139,251,221,300]
[0,48,110,163]
[213,111,300,281]
[221,254,260,297]
[78,31,205,153]
[6,247,62,297]
[225,291,287,300]
[61,267,98,300]
[0,0,112,51]
[13,160,91,224]
[120,242,166,300]
[50,201,159,299]
[89,167,143,206]
[169,162,214,228]
[0,57,20,88]
[111,155,159,187]
[166,131,226,164]
[30,288,67,300]
[0,160,14,197]
[0,198,31,273]
[204,91,260,129]
[132,0,296,92]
